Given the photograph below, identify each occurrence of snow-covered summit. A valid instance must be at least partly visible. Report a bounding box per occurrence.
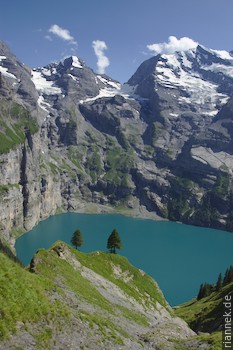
[128,44,233,118]
[70,56,83,69]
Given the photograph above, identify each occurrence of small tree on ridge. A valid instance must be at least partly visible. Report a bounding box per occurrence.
[71,229,83,250]
[107,229,122,254]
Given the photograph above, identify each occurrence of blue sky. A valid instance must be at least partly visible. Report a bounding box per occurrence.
[0,0,233,82]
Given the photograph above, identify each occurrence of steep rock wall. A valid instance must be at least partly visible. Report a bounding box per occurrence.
[0,132,64,244]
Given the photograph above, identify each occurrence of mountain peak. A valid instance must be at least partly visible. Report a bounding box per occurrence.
[62,55,84,69]
[1,39,233,241]
[0,40,15,57]
[196,44,233,62]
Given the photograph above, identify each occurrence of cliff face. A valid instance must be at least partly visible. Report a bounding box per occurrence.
[0,130,62,242]
[1,41,233,244]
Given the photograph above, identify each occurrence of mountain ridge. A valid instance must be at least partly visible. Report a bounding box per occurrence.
[0,40,232,349]
[0,40,233,245]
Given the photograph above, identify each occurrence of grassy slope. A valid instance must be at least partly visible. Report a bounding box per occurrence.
[0,240,227,349]
[70,246,168,309]
[0,251,65,339]
[175,283,233,332]
[0,241,170,347]
[174,283,233,350]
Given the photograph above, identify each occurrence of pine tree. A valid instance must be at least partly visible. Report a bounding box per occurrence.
[228,266,233,283]
[107,229,122,254]
[197,283,204,300]
[216,273,222,291]
[223,266,233,285]
[197,282,214,300]
[71,229,83,250]
[204,283,214,297]
[223,268,229,285]
[202,283,208,298]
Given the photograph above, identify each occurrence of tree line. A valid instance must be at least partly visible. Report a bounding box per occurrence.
[197,265,233,300]
[70,228,122,254]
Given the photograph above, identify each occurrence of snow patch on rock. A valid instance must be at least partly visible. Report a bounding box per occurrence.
[31,70,62,95]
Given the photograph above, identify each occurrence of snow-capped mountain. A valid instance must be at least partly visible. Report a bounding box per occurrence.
[1,40,233,237]
[30,55,140,111]
[128,44,233,117]
[126,44,233,160]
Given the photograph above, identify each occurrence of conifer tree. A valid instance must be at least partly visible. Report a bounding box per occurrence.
[228,266,233,283]
[197,282,214,300]
[71,229,83,250]
[202,283,209,298]
[107,229,122,254]
[198,266,233,301]
[197,283,204,300]
[223,268,229,285]
[216,273,222,291]
[223,266,233,285]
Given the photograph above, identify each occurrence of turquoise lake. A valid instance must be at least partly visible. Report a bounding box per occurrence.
[15,213,233,306]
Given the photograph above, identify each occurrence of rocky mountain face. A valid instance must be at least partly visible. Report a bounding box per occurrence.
[1,41,233,244]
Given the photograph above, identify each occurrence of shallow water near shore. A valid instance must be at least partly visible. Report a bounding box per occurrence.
[15,212,233,306]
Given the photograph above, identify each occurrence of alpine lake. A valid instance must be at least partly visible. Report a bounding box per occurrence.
[15,213,233,306]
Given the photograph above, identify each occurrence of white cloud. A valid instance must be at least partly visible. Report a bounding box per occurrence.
[49,24,77,45]
[147,36,198,55]
[45,35,52,42]
[92,40,110,74]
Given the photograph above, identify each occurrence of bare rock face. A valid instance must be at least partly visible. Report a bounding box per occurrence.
[1,40,233,243]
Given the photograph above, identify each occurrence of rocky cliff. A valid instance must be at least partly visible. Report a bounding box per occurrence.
[1,41,233,244]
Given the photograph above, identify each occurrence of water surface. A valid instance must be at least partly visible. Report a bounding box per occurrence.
[15,213,233,306]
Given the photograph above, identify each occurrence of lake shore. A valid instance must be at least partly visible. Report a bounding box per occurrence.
[9,201,163,250]
[73,201,164,221]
